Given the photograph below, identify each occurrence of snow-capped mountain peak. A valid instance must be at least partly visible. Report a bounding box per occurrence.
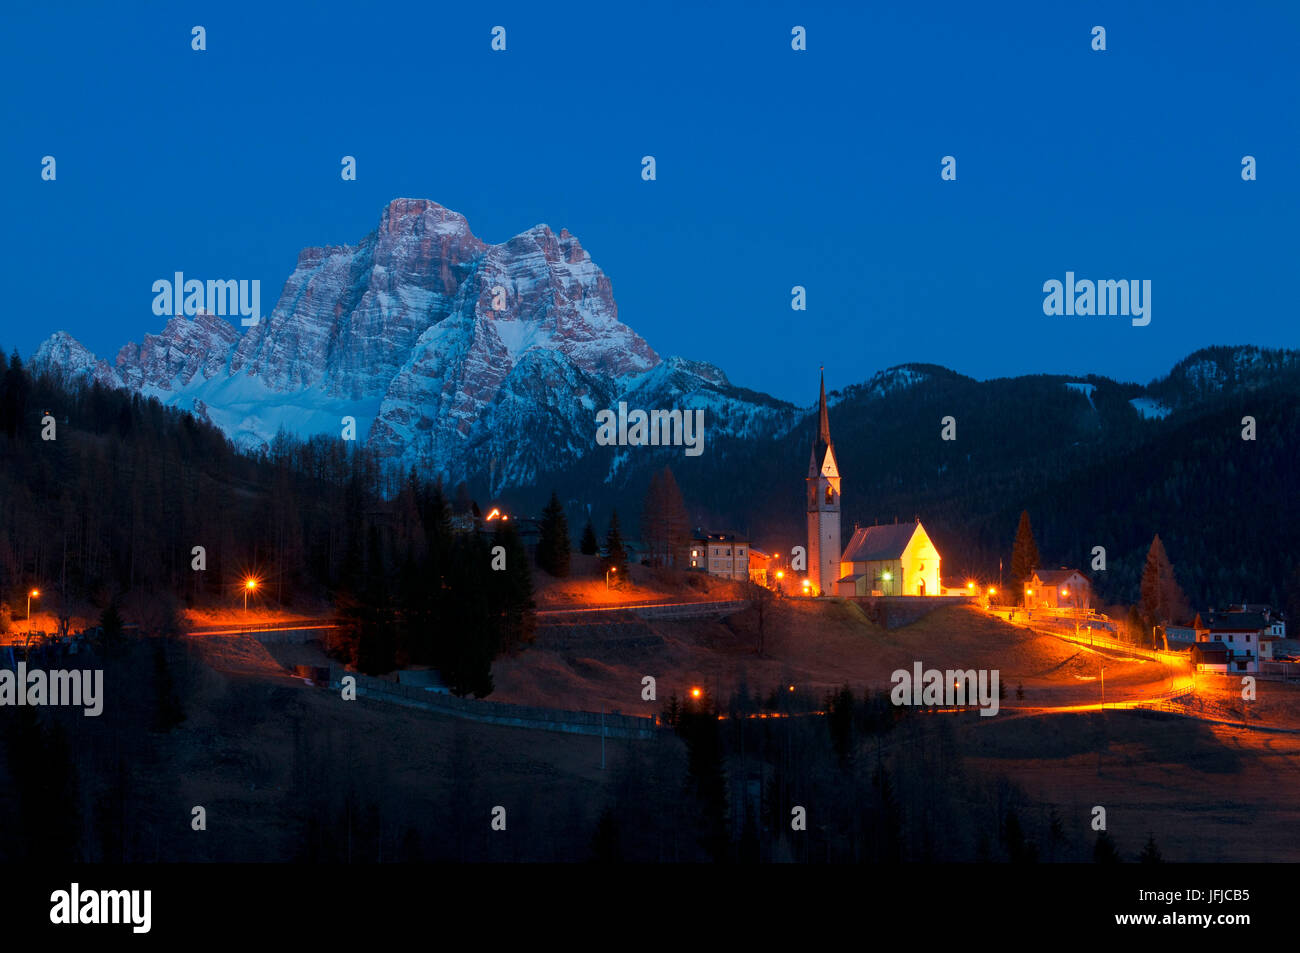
[34,199,794,489]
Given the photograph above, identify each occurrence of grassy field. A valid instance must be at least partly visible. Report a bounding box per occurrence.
[491,600,1185,712]
[175,595,1300,862]
[962,710,1300,862]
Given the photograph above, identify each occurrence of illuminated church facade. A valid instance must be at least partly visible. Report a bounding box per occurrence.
[804,372,943,597]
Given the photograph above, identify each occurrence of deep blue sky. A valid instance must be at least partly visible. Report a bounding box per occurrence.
[3,1,1296,404]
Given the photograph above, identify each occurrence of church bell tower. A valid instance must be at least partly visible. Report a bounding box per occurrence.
[806,370,841,596]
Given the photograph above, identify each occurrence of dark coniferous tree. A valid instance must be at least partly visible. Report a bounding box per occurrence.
[579,517,599,556]
[1010,510,1040,603]
[492,520,536,655]
[536,491,571,577]
[604,508,628,576]
[1093,831,1122,863]
[1138,834,1163,863]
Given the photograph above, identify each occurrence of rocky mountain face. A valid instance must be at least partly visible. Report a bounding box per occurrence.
[34,198,799,491]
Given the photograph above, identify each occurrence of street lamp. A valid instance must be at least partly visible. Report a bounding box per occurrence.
[27,588,39,621]
[605,566,617,590]
[244,577,257,612]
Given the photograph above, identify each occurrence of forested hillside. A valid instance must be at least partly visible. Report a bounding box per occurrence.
[0,349,531,693]
[525,347,1300,617]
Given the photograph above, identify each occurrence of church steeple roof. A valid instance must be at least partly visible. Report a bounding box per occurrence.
[817,369,832,447]
[807,368,836,477]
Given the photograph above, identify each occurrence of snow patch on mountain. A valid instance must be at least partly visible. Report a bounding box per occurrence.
[1065,382,1096,407]
[1129,396,1170,420]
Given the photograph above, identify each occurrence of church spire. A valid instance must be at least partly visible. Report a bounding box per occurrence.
[808,367,835,478]
[817,367,832,446]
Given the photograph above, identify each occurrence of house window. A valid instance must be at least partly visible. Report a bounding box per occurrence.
[738,548,745,557]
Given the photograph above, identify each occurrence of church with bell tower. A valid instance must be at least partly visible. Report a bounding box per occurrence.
[806,371,841,596]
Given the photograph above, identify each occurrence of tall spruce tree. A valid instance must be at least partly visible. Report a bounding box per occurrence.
[604,509,628,576]
[444,532,496,697]
[1010,510,1040,603]
[1140,534,1190,626]
[579,517,599,556]
[491,520,536,655]
[641,466,690,567]
[536,491,571,577]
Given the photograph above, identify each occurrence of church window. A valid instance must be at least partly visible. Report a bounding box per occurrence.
[825,485,833,504]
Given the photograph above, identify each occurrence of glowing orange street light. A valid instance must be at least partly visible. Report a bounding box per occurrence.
[27,588,40,621]
[776,570,784,579]
[605,566,617,589]
[244,577,258,612]
[988,587,996,596]
[691,687,702,699]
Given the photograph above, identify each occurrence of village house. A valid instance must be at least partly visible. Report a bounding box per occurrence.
[835,520,942,597]
[1227,604,1287,640]
[688,532,750,581]
[747,548,772,586]
[1024,568,1092,612]
[1192,641,1231,673]
[1161,621,1199,647]
[1193,609,1277,673]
